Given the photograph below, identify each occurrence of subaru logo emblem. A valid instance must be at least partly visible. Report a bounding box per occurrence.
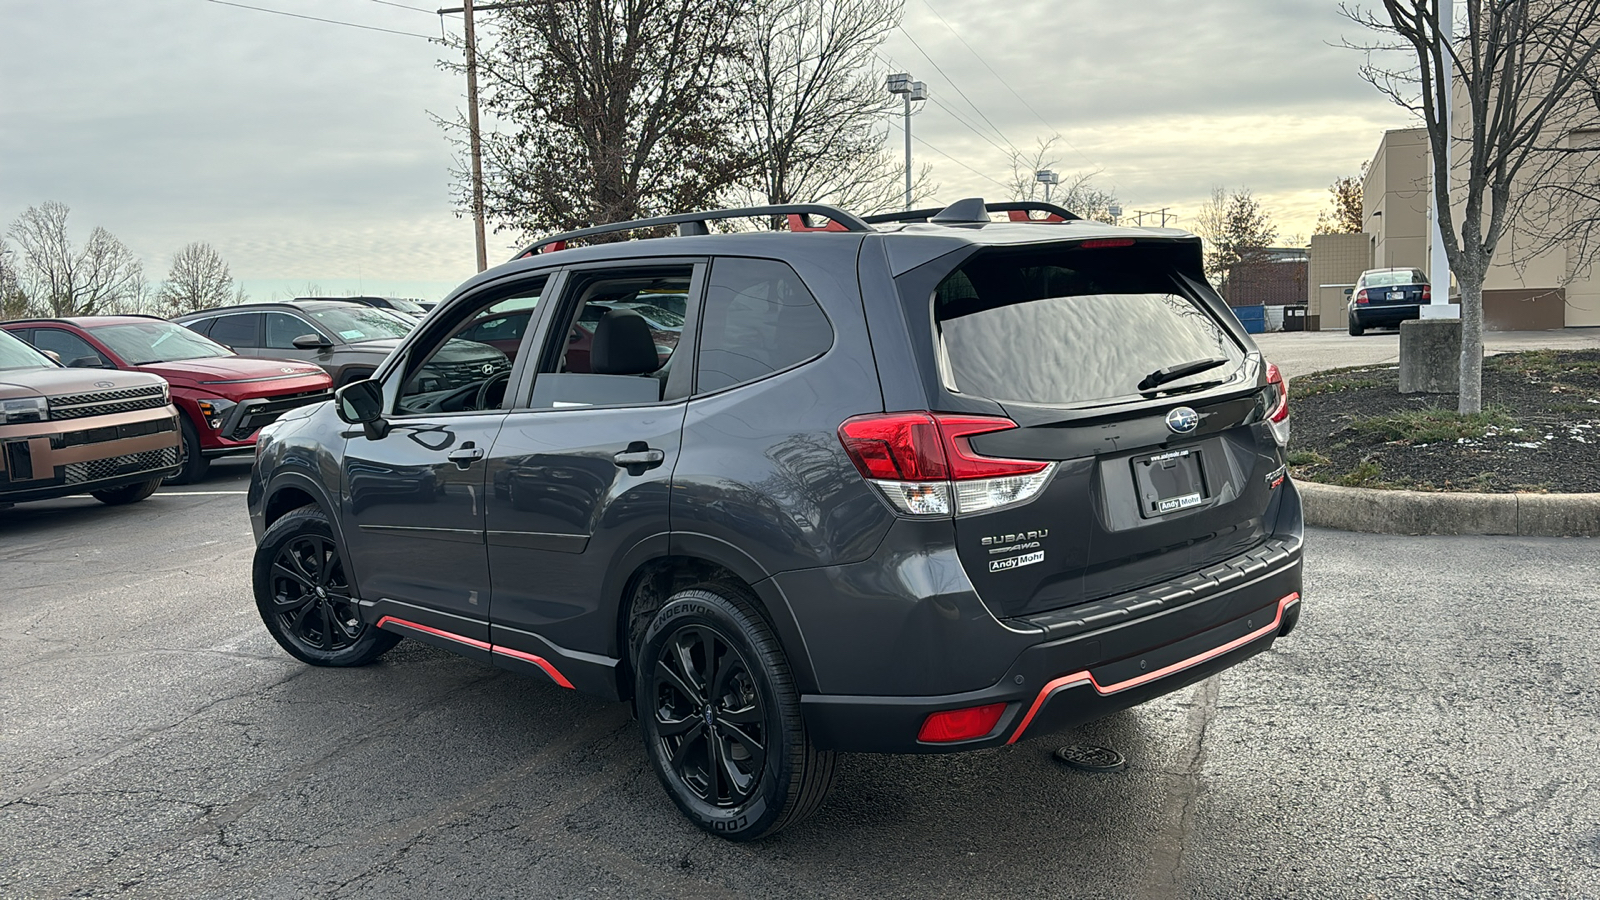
[1165,407,1199,434]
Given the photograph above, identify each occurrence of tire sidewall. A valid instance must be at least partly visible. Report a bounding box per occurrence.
[165,414,209,485]
[253,505,390,666]
[636,590,792,840]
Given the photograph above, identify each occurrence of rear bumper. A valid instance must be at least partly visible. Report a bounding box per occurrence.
[799,547,1302,754]
[1353,304,1421,326]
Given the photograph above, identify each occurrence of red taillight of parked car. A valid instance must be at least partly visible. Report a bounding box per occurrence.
[1421,284,1432,302]
[918,703,1008,743]
[1265,362,1290,447]
[838,412,1053,516]
[1354,289,1370,304]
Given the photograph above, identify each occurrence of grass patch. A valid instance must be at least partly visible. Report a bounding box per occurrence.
[1335,459,1386,487]
[1488,350,1600,376]
[1295,378,1388,398]
[1287,450,1330,467]
[1348,407,1514,444]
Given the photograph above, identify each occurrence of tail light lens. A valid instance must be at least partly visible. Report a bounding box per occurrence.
[1354,289,1370,305]
[838,412,1055,516]
[1264,362,1290,446]
[1421,284,1432,302]
[918,702,1008,743]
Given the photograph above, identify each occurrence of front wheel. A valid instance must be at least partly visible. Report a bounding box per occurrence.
[165,415,210,485]
[253,504,399,666]
[91,477,162,505]
[637,585,835,841]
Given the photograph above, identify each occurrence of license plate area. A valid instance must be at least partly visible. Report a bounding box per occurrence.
[1132,448,1208,518]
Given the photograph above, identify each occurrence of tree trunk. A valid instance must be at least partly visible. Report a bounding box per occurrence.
[1457,273,1485,415]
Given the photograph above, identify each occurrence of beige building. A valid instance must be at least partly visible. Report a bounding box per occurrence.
[1360,126,1600,329]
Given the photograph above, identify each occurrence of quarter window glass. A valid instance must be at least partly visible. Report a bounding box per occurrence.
[265,312,318,349]
[207,314,260,348]
[696,258,831,393]
[30,329,108,367]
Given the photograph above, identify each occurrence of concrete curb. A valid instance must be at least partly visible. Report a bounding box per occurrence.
[1298,480,1600,537]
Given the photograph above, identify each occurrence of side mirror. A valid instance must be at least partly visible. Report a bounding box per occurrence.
[293,333,333,350]
[335,379,389,439]
[1343,288,1354,297]
[68,355,103,368]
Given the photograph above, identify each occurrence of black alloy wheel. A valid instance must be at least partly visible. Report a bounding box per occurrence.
[652,625,768,808]
[253,504,399,666]
[637,586,835,841]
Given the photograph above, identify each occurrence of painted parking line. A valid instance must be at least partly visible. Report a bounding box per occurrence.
[157,490,249,496]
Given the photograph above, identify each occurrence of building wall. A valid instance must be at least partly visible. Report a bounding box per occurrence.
[1307,233,1373,329]
[1363,126,1600,328]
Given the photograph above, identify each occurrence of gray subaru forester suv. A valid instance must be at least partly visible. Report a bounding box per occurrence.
[247,199,1304,840]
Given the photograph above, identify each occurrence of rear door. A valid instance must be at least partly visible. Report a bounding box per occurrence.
[908,240,1288,619]
[485,260,700,670]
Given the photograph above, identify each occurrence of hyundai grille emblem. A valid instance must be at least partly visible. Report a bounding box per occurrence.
[1165,407,1199,435]
[94,381,115,388]
[281,367,296,374]
[481,363,495,375]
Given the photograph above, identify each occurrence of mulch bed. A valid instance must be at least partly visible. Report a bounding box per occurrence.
[1288,349,1600,493]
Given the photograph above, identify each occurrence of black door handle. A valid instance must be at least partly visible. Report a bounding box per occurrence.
[448,442,485,469]
[614,442,665,473]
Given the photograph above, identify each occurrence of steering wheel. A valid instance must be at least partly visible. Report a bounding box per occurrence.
[475,370,511,410]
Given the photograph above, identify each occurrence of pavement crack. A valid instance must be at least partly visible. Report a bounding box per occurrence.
[1136,676,1221,900]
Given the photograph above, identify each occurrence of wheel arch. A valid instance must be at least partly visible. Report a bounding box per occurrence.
[260,472,365,597]
[612,546,819,701]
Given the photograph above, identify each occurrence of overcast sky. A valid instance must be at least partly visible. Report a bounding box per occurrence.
[0,0,1411,301]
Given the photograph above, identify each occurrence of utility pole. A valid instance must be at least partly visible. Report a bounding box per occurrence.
[463,0,487,272]
[1132,207,1175,227]
[1035,169,1059,204]
[439,1,554,272]
[886,74,926,211]
[1425,0,1456,317]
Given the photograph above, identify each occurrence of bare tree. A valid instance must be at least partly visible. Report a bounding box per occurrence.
[1345,1,1600,414]
[1192,186,1279,286]
[7,202,144,317]
[729,0,927,218]
[0,237,27,321]
[158,242,235,316]
[1314,168,1366,234]
[446,0,757,241]
[1005,138,1120,222]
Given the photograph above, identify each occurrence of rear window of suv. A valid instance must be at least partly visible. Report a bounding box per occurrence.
[933,244,1243,407]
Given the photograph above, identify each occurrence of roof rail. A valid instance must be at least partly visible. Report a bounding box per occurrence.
[862,200,1082,225]
[512,203,874,259]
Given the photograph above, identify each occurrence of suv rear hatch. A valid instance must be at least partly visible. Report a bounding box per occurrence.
[886,237,1290,620]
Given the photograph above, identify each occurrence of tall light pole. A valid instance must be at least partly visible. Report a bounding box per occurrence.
[1035,169,1059,204]
[1425,0,1456,317]
[886,73,926,211]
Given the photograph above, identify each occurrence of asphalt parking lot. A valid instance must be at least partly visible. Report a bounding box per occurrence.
[3,462,1599,899]
[1257,328,1600,380]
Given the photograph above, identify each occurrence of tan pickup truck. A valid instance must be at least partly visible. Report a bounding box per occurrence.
[0,328,181,508]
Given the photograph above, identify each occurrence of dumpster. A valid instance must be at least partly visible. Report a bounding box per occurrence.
[1284,305,1308,332]
[1231,304,1266,334]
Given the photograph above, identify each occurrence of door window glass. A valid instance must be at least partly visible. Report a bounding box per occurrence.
[207,313,261,349]
[30,329,110,368]
[696,258,832,393]
[531,267,693,408]
[394,281,544,416]
[265,312,320,349]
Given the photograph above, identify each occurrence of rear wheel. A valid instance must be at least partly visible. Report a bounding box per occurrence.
[637,585,834,841]
[253,504,399,666]
[91,477,162,505]
[1347,313,1365,337]
[165,415,210,485]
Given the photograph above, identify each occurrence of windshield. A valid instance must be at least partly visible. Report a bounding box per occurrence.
[932,245,1245,407]
[383,298,426,315]
[1362,269,1427,288]
[90,321,233,365]
[304,305,413,342]
[0,330,57,370]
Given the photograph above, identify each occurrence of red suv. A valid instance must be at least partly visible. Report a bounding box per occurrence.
[3,316,332,483]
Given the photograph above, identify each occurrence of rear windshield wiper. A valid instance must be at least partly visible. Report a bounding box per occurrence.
[1138,357,1229,393]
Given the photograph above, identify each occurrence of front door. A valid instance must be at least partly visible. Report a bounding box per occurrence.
[341,275,550,645]
[485,261,701,689]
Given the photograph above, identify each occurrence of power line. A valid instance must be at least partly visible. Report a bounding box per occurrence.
[356,0,438,14]
[873,51,1018,171]
[917,0,1098,170]
[205,0,436,39]
[910,131,1010,191]
[894,24,1025,163]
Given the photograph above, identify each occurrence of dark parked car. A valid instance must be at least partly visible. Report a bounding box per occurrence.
[174,300,425,386]
[3,316,333,483]
[1348,267,1431,335]
[248,200,1304,840]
